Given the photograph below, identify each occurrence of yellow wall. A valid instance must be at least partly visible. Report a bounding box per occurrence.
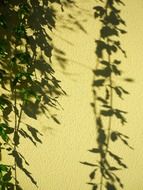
[12,0,143,189]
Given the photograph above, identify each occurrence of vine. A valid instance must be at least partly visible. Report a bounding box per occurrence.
[81,1,132,190]
[0,0,71,189]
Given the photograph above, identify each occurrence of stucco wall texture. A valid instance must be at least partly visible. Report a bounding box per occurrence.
[12,0,143,189]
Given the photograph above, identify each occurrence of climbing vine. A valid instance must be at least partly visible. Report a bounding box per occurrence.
[0,0,73,189]
[81,0,132,190]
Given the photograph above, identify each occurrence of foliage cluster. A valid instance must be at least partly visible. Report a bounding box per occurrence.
[0,0,71,189]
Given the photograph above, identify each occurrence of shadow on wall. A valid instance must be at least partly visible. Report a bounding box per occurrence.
[0,0,75,189]
[80,1,134,190]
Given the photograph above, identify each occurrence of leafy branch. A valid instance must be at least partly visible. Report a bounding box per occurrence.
[0,0,73,189]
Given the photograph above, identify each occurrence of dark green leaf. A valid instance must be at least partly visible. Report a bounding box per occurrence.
[3,169,12,181]
[0,15,7,28]
[0,126,9,142]
[15,52,31,65]
[0,164,8,172]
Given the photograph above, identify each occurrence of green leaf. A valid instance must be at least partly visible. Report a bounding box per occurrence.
[15,52,31,65]
[3,169,12,182]
[0,164,8,172]
[0,125,9,142]
[15,23,26,39]
[0,40,7,58]
[0,123,14,134]
[0,15,7,28]
[19,3,30,17]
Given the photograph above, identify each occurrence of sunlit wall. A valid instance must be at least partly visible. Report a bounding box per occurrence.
[14,0,143,189]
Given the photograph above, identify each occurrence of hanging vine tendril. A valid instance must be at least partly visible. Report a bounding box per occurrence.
[81,1,132,190]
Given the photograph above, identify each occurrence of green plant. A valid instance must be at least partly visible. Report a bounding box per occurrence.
[0,0,70,189]
[81,0,132,190]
